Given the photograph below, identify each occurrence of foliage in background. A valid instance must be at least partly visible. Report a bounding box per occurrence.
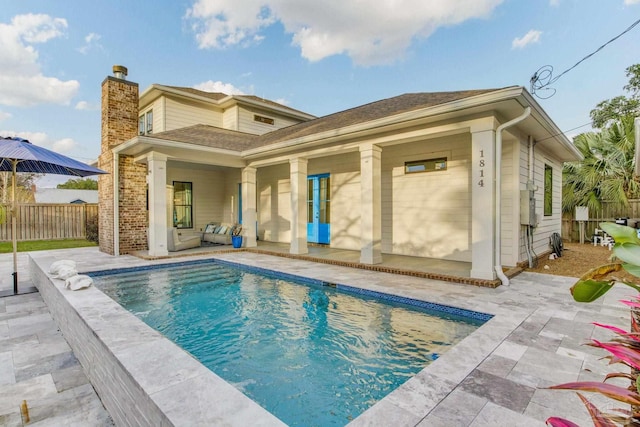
[0,171,40,203]
[85,214,99,244]
[590,64,640,129]
[547,222,640,426]
[0,239,96,253]
[57,177,98,190]
[562,116,640,215]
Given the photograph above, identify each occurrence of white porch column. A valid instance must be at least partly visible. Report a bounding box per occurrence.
[242,166,257,248]
[470,120,498,279]
[360,144,382,264]
[147,152,168,257]
[290,158,308,254]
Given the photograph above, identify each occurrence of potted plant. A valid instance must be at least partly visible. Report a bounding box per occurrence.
[231,225,243,248]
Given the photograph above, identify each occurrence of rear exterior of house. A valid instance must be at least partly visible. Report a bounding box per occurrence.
[98,66,580,283]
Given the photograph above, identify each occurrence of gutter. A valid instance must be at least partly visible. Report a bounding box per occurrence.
[494,106,531,286]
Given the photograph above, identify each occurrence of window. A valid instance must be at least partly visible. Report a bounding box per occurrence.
[146,110,153,134]
[173,181,193,229]
[405,157,447,174]
[139,109,153,135]
[544,164,553,216]
[254,114,274,125]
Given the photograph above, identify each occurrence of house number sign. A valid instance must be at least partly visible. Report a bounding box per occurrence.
[478,149,485,187]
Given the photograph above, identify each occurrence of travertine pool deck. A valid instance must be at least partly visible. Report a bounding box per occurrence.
[0,247,631,426]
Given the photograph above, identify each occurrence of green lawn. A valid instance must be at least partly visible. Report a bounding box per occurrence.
[0,239,97,253]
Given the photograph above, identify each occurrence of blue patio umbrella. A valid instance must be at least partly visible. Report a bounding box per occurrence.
[0,136,107,294]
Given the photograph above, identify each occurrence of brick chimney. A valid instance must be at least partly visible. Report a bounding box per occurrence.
[98,66,147,255]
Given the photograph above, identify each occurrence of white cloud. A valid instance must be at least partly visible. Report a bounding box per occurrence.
[0,130,76,153]
[52,138,77,153]
[625,0,640,4]
[0,111,11,122]
[274,98,289,106]
[512,29,542,49]
[549,0,560,5]
[0,130,48,145]
[75,101,98,110]
[0,14,79,107]
[193,80,246,94]
[185,0,505,66]
[77,32,102,54]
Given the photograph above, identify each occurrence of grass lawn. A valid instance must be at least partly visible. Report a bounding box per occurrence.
[0,239,97,253]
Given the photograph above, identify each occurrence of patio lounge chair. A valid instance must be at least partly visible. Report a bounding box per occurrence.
[167,227,201,252]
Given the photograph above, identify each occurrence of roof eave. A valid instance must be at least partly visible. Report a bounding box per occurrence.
[242,86,527,157]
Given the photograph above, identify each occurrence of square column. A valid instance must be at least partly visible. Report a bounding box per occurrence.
[147,152,168,257]
[290,158,308,254]
[470,125,497,279]
[360,144,382,264]
[242,166,257,248]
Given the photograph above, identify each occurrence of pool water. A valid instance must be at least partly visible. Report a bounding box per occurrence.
[94,261,485,427]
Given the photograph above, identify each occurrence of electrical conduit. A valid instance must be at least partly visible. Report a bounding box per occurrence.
[494,107,531,286]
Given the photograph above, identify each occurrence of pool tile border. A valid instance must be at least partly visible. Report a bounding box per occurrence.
[89,258,493,323]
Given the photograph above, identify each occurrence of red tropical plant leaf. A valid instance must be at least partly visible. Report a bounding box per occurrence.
[593,322,630,336]
[547,381,640,406]
[545,416,581,427]
[591,339,640,370]
[577,393,617,427]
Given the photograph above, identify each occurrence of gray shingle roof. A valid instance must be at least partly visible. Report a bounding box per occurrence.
[253,89,507,148]
[148,88,511,152]
[151,124,259,151]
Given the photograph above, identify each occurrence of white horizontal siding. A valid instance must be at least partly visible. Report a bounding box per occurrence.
[256,164,292,242]
[167,164,228,233]
[237,106,304,135]
[164,96,222,131]
[381,134,471,262]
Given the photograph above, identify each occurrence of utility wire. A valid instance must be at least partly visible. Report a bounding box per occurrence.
[530,17,640,99]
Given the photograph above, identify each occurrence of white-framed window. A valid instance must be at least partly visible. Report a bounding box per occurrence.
[404,157,447,174]
[139,109,153,135]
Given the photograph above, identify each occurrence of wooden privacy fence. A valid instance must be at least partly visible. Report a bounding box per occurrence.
[562,199,640,242]
[0,203,98,242]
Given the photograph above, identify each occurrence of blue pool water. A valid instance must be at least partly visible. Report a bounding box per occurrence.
[93,260,486,427]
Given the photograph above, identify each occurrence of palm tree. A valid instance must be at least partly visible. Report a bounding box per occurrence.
[563,116,640,215]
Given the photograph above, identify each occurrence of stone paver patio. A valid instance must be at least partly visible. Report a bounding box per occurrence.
[0,247,632,426]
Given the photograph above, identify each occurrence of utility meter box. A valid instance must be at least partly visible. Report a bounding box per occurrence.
[575,206,588,221]
[520,190,537,226]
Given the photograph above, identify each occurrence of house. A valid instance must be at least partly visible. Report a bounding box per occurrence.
[98,65,581,284]
[34,188,98,204]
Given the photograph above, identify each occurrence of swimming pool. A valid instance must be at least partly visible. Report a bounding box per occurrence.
[93,260,488,426]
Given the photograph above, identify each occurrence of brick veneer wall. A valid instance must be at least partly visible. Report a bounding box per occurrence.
[118,155,148,253]
[99,74,147,255]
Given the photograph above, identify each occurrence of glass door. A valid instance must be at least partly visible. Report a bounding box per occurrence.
[307,174,330,244]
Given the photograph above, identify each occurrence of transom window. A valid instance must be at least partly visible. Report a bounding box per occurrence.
[405,157,447,174]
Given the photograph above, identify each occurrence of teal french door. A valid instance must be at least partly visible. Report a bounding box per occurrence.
[307,174,330,244]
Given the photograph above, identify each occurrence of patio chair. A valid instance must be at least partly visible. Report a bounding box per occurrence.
[167,227,201,252]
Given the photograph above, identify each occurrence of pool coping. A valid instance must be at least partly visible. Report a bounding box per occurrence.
[29,252,527,426]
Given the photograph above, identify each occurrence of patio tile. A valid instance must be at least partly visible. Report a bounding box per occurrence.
[492,340,528,361]
[470,402,545,427]
[424,389,488,426]
[0,351,15,386]
[512,346,583,384]
[15,351,78,383]
[459,369,535,413]
[476,354,517,378]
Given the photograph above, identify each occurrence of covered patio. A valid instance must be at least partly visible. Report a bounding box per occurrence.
[130,241,519,287]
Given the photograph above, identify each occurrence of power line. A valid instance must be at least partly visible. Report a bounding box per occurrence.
[537,121,592,143]
[530,17,640,99]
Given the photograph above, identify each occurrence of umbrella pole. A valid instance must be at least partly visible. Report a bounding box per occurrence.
[11,160,17,294]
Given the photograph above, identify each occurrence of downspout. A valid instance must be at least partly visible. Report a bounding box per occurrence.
[113,153,120,256]
[495,106,531,286]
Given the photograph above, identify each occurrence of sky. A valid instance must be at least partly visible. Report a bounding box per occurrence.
[1,0,639,187]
